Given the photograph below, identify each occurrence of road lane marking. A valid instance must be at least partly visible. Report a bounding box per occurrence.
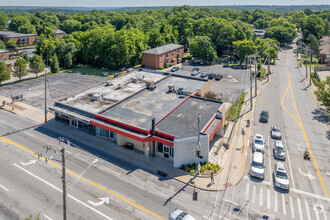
[284,139,295,189]
[267,136,271,180]
[313,203,320,220]
[319,204,327,220]
[2,136,165,220]
[297,198,303,220]
[298,168,315,181]
[13,163,113,220]
[280,78,300,124]
[305,200,311,220]
[274,191,278,212]
[88,197,110,207]
[267,189,270,209]
[20,160,37,166]
[252,186,256,203]
[259,188,263,207]
[245,183,249,201]
[282,194,286,215]
[289,196,295,219]
[0,184,9,191]
[103,166,122,176]
[42,214,52,220]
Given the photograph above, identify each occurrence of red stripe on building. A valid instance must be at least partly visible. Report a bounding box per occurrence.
[209,119,223,141]
[155,131,175,140]
[202,114,216,133]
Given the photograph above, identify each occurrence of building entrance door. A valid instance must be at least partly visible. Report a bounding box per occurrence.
[164,145,169,158]
[70,118,78,128]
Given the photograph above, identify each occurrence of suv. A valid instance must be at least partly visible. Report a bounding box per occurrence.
[274,163,289,190]
[259,110,269,123]
[253,134,265,153]
[250,152,265,180]
[215,74,223,81]
[270,126,282,139]
[208,73,215,79]
[273,140,285,160]
[171,66,179,72]
[170,209,196,220]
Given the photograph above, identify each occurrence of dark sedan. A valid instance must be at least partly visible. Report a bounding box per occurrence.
[208,73,215,79]
[259,110,269,123]
[215,74,223,81]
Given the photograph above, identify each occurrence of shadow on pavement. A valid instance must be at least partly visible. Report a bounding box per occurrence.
[311,108,329,125]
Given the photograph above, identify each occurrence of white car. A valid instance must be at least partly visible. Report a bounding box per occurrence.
[253,134,265,153]
[274,163,289,190]
[250,152,265,180]
[273,140,286,160]
[170,209,195,220]
[270,126,282,139]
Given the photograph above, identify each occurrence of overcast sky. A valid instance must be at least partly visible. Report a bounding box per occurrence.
[0,0,329,7]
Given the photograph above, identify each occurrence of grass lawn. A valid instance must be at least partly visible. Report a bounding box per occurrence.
[60,64,118,77]
[225,92,246,122]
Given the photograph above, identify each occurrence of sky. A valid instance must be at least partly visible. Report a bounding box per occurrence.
[0,0,329,7]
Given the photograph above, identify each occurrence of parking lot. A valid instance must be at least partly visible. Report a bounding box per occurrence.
[0,72,109,109]
[176,64,250,103]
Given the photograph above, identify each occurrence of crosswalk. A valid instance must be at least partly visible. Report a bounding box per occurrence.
[243,183,329,220]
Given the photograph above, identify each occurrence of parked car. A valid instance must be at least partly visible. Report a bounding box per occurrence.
[259,110,269,123]
[170,209,196,220]
[191,69,200,76]
[270,126,282,139]
[215,74,223,81]
[273,140,286,160]
[274,162,289,190]
[250,152,265,180]
[208,73,215,79]
[253,134,265,153]
[200,72,208,78]
[171,66,179,72]
[192,67,199,71]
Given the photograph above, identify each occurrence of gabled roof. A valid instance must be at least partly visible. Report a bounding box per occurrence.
[143,43,183,55]
[54,29,65,34]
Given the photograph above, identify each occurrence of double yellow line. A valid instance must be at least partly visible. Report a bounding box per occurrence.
[0,136,165,219]
[281,53,328,197]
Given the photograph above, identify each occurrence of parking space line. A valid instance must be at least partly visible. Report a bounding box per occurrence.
[297,198,303,220]
[275,191,278,212]
[289,196,295,219]
[267,189,270,209]
[0,184,9,192]
[245,182,249,201]
[267,136,272,180]
[252,186,256,203]
[313,203,320,220]
[282,194,286,215]
[259,188,263,207]
[305,200,311,220]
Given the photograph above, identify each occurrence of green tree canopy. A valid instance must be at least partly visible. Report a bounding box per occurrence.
[13,58,28,80]
[233,40,257,65]
[190,36,217,62]
[29,55,45,77]
[314,76,330,116]
[50,55,60,73]
[303,14,325,40]
[0,13,7,30]
[264,25,297,44]
[9,16,31,32]
[18,24,37,34]
[307,34,320,57]
[0,61,10,85]
[6,40,16,49]
[0,40,5,49]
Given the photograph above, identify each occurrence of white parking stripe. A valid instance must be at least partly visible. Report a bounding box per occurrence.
[313,203,320,220]
[259,188,263,207]
[297,198,303,220]
[305,200,311,220]
[0,184,9,192]
[289,196,295,219]
[282,194,286,215]
[274,191,278,212]
[267,189,270,209]
[245,183,249,201]
[319,204,327,220]
[284,139,295,189]
[252,186,256,203]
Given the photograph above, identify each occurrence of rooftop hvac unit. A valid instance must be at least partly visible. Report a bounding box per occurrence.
[168,84,175,92]
[92,94,102,101]
[196,89,202,97]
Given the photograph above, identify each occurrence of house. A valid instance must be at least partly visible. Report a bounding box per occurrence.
[142,44,184,69]
[0,31,38,46]
[320,36,330,65]
[52,70,225,168]
[253,29,265,39]
[54,29,65,39]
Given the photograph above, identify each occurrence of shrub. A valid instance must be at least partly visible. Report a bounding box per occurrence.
[159,66,164,70]
[180,165,186,170]
[185,166,190,173]
[311,72,320,87]
[141,64,145,68]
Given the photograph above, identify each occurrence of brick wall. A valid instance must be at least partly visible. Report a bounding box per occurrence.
[142,46,184,69]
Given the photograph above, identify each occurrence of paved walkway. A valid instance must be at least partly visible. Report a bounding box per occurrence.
[0,74,271,192]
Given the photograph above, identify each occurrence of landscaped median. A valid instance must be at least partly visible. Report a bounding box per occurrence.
[225,92,246,122]
[180,161,221,176]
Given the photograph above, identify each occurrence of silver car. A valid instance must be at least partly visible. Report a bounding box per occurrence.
[274,163,289,190]
[273,140,286,160]
[270,126,282,139]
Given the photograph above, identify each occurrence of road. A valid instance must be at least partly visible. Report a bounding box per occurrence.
[212,46,330,219]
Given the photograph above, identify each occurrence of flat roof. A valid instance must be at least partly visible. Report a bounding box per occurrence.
[57,70,166,114]
[155,96,223,139]
[0,31,37,38]
[142,43,183,55]
[100,75,207,130]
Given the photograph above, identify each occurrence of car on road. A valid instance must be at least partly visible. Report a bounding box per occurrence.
[208,73,215,79]
[170,209,196,220]
[270,126,282,139]
[274,162,289,190]
[253,134,265,153]
[215,74,223,81]
[259,110,269,123]
[250,152,265,180]
[171,66,179,72]
[273,140,286,160]
[200,72,208,78]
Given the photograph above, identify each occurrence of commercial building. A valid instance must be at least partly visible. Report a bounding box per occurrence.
[52,70,225,167]
[142,44,184,69]
[0,31,38,46]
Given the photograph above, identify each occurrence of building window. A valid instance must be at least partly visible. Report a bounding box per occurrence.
[170,147,174,157]
[166,53,169,58]
[158,143,163,153]
[172,53,174,56]
[160,55,162,58]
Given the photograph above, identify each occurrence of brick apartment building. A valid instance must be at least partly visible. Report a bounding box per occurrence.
[142,43,184,69]
[320,36,330,65]
[0,31,38,46]
[54,29,65,39]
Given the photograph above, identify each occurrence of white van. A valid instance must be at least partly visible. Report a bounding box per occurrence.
[250,152,265,180]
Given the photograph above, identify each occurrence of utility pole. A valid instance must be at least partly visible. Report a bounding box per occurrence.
[249,56,253,109]
[254,55,259,97]
[305,47,308,79]
[309,49,313,86]
[44,69,47,123]
[196,114,202,175]
[62,148,67,220]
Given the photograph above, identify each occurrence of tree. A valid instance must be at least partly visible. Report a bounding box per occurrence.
[0,61,10,85]
[13,58,28,80]
[23,53,29,63]
[253,18,267,29]
[18,24,37,34]
[190,36,217,62]
[64,52,73,68]
[9,16,31,32]
[302,14,325,40]
[29,55,45,77]
[0,13,7,30]
[60,19,81,34]
[307,34,320,57]
[314,76,330,115]
[232,40,257,65]
[6,40,16,49]
[169,10,194,47]
[264,26,297,44]
[50,55,59,73]
[0,40,5,49]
